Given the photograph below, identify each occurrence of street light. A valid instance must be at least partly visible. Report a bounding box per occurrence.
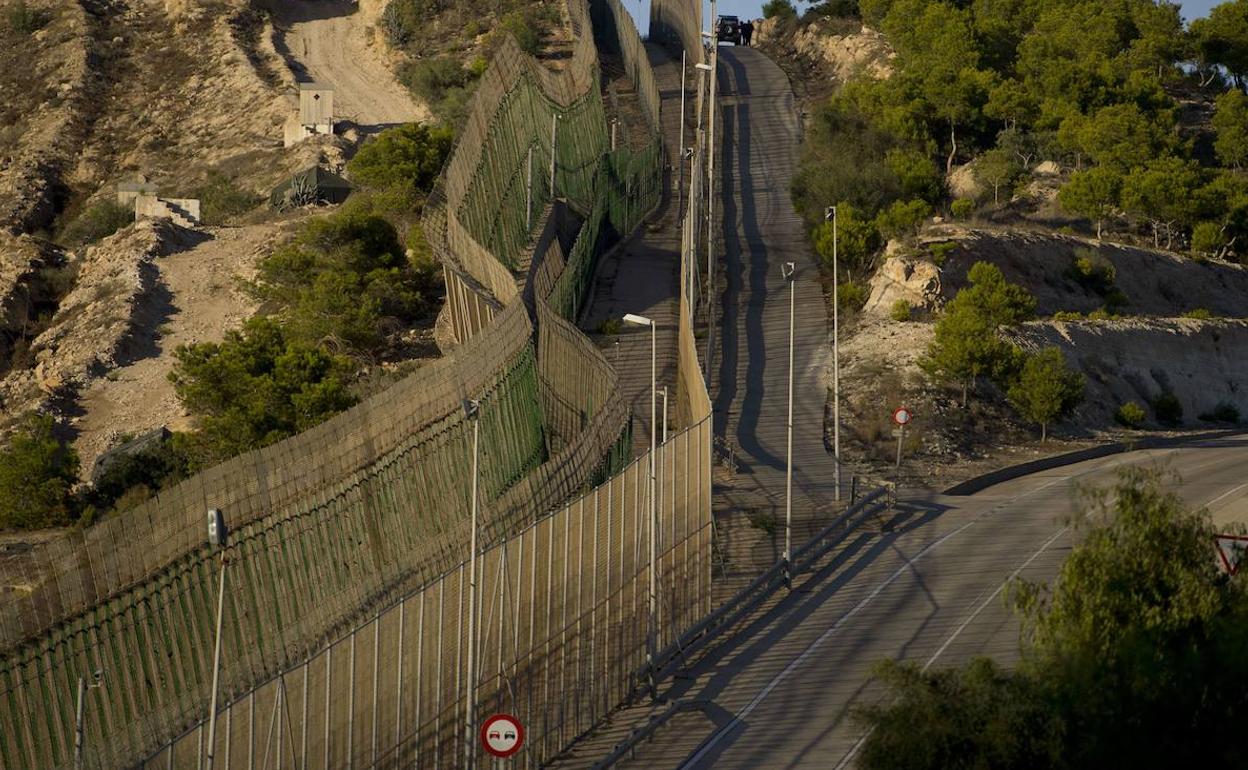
[73,669,103,770]
[782,262,796,587]
[623,312,658,694]
[462,398,481,770]
[203,508,228,770]
[825,206,842,502]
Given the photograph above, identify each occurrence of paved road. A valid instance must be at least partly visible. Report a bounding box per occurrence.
[594,436,1248,769]
[712,45,838,528]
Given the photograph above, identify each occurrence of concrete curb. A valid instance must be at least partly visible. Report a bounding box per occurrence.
[942,429,1248,496]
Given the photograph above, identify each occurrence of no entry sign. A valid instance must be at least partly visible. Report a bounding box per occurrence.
[481,713,525,758]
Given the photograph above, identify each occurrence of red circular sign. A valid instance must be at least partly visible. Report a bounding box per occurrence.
[893,407,912,426]
[480,713,524,758]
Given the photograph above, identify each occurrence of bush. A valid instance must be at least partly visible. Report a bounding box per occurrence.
[1191,221,1227,258]
[169,317,357,469]
[890,299,911,321]
[1183,308,1214,320]
[950,198,975,219]
[493,10,543,55]
[1115,401,1147,428]
[400,56,471,106]
[1068,249,1117,295]
[814,202,881,276]
[837,281,868,312]
[1052,310,1085,321]
[874,198,930,240]
[347,123,454,194]
[194,172,262,225]
[1152,391,1184,426]
[762,0,798,20]
[6,1,49,34]
[928,241,956,266]
[252,209,435,357]
[0,413,79,530]
[1199,402,1240,424]
[58,200,132,248]
[598,317,622,335]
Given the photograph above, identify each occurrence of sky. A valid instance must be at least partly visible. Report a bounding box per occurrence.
[628,0,1221,29]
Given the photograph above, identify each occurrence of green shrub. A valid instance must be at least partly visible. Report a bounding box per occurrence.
[347,123,453,194]
[1191,221,1227,258]
[252,209,435,357]
[814,202,881,276]
[1199,402,1240,424]
[0,413,79,530]
[194,171,262,225]
[87,437,190,515]
[1152,391,1183,426]
[928,241,956,266]
[950,198,975,219]
[598,317,622,335]
[58,200,132,248]
[1115,401,1147,428]
[400,56,471,106]
[890,299,912,321]
[837,281,868,312]
[1068,249,1117,295]
[762,0,798,20]
[1052,310,1085,321]
[1183,308,1214,320]
[169,317,357,469]
[6,1,49,34]
[874,198,930,240]
[492,11,542,55]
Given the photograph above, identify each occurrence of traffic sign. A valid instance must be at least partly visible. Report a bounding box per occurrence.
[1215,534,1248,576]
[892,407,912,426]
[481,713,524,758]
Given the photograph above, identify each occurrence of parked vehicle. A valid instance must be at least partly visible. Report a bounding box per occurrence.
[717,14,741,45]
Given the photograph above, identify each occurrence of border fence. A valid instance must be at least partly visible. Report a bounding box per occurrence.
[0,0,718,768]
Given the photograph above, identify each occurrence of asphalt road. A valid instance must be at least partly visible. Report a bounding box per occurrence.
[600,437,1248,769]
[712,45,839,522]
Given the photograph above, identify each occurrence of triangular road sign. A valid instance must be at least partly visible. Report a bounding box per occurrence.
[1214,535,1248,576]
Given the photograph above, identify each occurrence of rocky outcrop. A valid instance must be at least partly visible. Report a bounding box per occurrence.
[1008,319,1248,427]
[864,257,942,316]
[756,18,894,82]
[0,220,197,415]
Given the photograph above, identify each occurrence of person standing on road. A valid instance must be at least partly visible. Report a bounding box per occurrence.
[741,19,755,46]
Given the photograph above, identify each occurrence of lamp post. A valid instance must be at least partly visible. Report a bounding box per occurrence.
[203,508,228,770]
[462,399,481,770]
[73,670,103,770]
[623,312,658,693]
[825,206,841,502]
[782,262,796,587]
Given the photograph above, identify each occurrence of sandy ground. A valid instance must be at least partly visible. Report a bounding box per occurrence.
[72,223,291,476]
[271,0,429,128]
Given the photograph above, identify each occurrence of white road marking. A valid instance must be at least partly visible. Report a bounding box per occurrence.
[832,525,1070,770]
[1204,481,1248,511]
[677,518,980,769]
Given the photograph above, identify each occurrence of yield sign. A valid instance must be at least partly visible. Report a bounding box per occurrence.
[1214,534,1248,576]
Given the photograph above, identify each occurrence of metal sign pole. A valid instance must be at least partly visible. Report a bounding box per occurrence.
[783,262,796,587]
[464,402,481,770]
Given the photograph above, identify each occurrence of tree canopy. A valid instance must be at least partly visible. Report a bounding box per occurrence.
[857,468,1248,770]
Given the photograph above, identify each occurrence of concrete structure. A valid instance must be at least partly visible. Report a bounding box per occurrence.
[134,194,200,227]
[283,82,336,147]
[116,181,159,206]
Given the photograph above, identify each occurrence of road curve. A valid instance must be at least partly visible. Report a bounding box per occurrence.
[602,436,1248,769]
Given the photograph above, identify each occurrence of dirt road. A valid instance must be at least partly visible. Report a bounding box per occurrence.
[269,0,429,128]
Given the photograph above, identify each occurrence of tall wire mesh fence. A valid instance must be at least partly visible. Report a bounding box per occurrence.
[142,417,711,770]
[0,0,714,767]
